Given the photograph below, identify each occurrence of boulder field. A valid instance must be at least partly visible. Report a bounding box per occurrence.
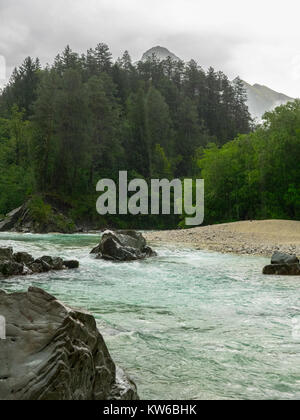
[0,246,79,278]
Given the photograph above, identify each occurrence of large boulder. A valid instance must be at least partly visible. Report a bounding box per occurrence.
[271,251,299,265]
[263,263,300,275]
[63,260,80,269]
[0,260,24,277]
[91,230,157,262]
[0,247,25,276]
[0,287,139,400]
[263,251,300,275]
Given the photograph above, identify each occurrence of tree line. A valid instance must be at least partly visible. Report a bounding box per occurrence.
[2,43,296,228]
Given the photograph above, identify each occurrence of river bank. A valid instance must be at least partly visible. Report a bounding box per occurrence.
[145,220,300,257]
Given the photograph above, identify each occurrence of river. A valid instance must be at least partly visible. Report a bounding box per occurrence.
[1,232,300,400]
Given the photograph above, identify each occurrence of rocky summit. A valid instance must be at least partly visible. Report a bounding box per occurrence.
[141,46,181,62]
[0,287,139,400]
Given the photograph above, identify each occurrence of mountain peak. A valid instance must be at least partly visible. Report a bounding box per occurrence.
[238,80,294,119]
[141,46,181,62]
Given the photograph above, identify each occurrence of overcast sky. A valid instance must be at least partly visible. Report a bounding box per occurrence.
[0,0,299,97]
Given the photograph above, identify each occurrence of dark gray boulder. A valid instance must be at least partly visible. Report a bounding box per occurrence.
[0,247,13,261]
[0,260,24,277]
[0,248,24,276]
[271,251,299,265]
[34,258,52,272]
[91,230,157,262]
[0,287,139,400]
[263,263,300,275]
[63,260,80,269]
[13,252,34,266]
[52,257,64,270]
[29,262,44,274]
[263,251,300,275]
[0,246,79,278]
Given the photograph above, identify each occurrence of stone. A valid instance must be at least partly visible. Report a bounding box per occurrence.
[263,263,300,275]
[63,260,80,269]
[13,252,34,265]
[0,247,13,261]
[0,287,139,400]
[0,247,78,278]
[271,251,299,265]
[34,258,52,272]
[52,257,64,270]
[29,262,44,274]
[40,255,54,266]
[91,230,157,262]
[0,260,24,277]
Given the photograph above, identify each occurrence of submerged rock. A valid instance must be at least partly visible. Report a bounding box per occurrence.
[63,260,80,269]
[0,287,139,400]
[263,251,300,275]
[0,246,79,278]
[91,230,157,262]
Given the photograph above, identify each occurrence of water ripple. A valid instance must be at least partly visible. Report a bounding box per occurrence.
[0,232,300,400]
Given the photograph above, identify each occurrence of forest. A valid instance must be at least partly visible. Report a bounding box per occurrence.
[0,43,299,229]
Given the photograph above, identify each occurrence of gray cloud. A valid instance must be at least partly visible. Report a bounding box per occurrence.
[0,0,299,97]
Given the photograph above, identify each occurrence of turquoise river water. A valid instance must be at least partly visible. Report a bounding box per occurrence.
[0,232,300,400]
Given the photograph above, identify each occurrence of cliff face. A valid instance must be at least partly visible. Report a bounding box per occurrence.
[0,287,139,400]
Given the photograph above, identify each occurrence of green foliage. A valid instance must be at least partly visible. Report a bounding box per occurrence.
[198,100,300,224]
[0,43,254,229]
[27,196,52,224]
[28,196,76,233]
[0,109,33,215]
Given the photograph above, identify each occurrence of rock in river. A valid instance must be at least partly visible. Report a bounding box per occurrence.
[91,230,157,262]
[0,287,139,400]
[263,251,300,275]
[263,263,300,275]
[271,251,299,265]
[0,246,79,278]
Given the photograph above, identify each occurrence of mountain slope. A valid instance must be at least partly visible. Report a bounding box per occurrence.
[140,46,294,119]
[240,80,294,120]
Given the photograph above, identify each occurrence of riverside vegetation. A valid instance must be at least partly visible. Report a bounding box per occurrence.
[0,44,299,231]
